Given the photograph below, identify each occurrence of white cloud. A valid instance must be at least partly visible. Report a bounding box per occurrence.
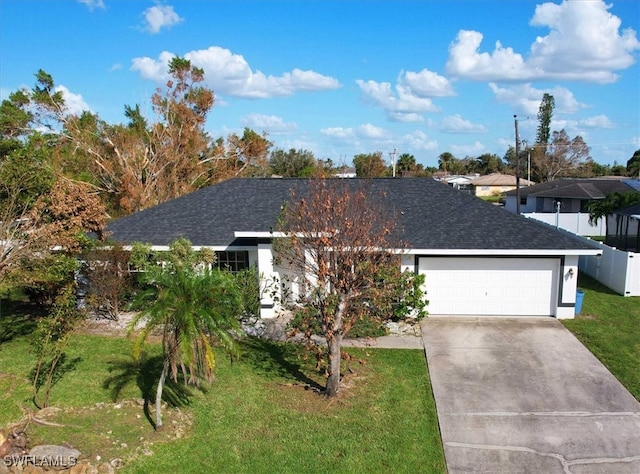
[389,112,425,123]
[132,47,340,99]
[240,113,297,134]
[446,0,640,84]
[108,63,122,72]
[451,141,485,156]
[321,127,355,140]
[401,130,438,152]
[440,114,486,134]
[529,0,639,78]
[357,123,390,140]
[320,123,392,150]
[356,79,439,122]
[446,30,530,81]
[132,51,173,81]
[321,126,437,157]
[142,4,183,34]
[279,138,319,152]
[55,85,92,115]
[397,69,456,98]
[581,115,614,129]
[78,0,104,11]
[489,83,586,116]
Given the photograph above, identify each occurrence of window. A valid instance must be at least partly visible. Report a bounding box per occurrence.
[580,200,591,213]
[215,251,249,272]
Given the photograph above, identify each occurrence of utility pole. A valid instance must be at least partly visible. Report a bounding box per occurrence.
[514,115,521,215]
[389,148,397,177]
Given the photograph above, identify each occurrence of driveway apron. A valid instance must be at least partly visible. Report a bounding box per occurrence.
[422,317,640,473]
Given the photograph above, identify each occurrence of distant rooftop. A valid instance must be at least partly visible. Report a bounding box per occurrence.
[505,178,638,199]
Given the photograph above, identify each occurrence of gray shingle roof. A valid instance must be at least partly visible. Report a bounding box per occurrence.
[106,178,598,251]
[506,178,635,199]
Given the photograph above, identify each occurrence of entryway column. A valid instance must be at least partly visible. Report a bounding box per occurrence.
[257,241,276,319]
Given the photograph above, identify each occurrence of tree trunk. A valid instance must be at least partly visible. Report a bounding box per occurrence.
[325,332,343,397]
[325,296,347,397]
[155,358,169,431]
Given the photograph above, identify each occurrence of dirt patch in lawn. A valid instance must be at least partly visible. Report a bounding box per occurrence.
[3,399,192,471]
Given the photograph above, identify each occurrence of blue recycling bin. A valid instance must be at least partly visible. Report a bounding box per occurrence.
[575,289,585,315]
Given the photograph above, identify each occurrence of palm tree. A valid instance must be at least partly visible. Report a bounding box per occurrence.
[588,191,640,238]
[129,243,243,430]
[588,197,614,237]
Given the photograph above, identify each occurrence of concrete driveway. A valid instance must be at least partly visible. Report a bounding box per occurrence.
[422,317,640,473]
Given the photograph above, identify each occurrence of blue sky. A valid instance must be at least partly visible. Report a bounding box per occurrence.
[1,0,639,168]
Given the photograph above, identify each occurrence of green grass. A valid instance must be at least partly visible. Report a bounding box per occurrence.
[0,326,445,473]
[563,274,640,400]
[127,340,445,473]
[479,194,503,203]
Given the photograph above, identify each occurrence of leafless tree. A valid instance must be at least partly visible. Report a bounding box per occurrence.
[275,179,403,397]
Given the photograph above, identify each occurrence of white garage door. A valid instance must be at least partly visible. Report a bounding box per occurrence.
[418,257,559,316]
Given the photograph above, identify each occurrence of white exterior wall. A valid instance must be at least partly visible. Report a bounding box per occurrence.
[505,195,536,213]
[557,255,579,319]
[257,242,277,318]
[247,249,259,267]
[253,243,590,319]
[273,263,302,307]
[256,248,417,318]
[401,254,414,273]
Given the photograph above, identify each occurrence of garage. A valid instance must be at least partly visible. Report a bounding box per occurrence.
[419,257,560,316]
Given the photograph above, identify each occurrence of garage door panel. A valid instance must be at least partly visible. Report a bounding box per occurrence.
[419,257,558,316]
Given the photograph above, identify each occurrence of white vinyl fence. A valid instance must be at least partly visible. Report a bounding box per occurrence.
[579,241,640,296]
[525,212,605,237]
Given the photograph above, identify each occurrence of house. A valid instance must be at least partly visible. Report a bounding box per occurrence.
[434,174,478,192]
[504,177,638,236]
[106,178,601,319]
[334,166,357,178]
[470,173,534,197]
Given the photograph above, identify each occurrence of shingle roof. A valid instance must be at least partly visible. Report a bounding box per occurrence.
[505,178,634,199]
[106,178,598,251]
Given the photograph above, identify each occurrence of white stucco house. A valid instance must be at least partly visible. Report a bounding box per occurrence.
[106,178,602,320]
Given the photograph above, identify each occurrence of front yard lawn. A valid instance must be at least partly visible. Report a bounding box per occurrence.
[0,329,445,473]
[563,274,640,400]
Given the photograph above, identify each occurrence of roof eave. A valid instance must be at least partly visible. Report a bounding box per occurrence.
[403,248,602,256]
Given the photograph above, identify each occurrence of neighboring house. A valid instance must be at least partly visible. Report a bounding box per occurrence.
[436,174,478,192]
[504,177,638,236]
[334,166,357,178]
[106,178,601,319]
[470,173,534,197]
